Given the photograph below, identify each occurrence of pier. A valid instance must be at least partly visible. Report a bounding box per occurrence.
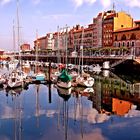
[15,54,140,70]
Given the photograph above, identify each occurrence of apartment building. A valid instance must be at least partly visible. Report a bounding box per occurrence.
[102,10,133,48]
[93,12,103,48]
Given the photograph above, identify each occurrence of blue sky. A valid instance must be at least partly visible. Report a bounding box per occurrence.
[0,0,140,51]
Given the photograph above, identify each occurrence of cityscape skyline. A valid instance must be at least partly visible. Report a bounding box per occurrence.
[0,0,140,51]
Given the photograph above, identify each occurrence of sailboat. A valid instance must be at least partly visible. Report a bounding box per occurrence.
[57,69,72,89]
[76,28,94,87]
[7,0,26,89]
[8,20,19,70]
[56,25,72,89]
[50,26,61,83]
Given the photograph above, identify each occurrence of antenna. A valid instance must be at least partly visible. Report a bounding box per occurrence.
[112,1,115,11]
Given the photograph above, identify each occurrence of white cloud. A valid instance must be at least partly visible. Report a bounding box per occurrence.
[0,0,11,6]
[72,0,97,8]
[87,108,110,124]
[124,0,140,8]
[100,0,111,8]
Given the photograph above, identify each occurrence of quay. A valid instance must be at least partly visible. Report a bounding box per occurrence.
[15,54,140,71]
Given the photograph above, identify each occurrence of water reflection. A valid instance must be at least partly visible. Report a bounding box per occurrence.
[1,66,140,139]
[57,87,72,140]
[92,71,140,116]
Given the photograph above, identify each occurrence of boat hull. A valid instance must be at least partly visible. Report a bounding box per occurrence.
[57,81,71,89]
[7,80,23,89]
[36,73,45,81]
[76,76,94,87]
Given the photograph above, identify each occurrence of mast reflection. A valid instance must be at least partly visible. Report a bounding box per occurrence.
[57,87,72,140]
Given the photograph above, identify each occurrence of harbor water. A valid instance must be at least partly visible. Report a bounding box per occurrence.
[0,66,140,140]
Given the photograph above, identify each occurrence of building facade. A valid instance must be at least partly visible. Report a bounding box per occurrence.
[20,43,30,51]
[102,10,133,48]
[113,26,140,56]
[102,10,116,48]
[32,10,139,57]
[93,13,103,48]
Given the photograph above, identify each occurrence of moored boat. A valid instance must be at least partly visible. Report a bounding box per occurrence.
[76,72,94,87]
[57,69,72,89]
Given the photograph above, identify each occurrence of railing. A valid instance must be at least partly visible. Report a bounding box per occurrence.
[16,54,136,61]
[110,59,127,68]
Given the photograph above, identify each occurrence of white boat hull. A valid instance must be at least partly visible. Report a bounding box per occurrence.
[7,80,23,88]
[76,76,94,87]
[57,81,71,89]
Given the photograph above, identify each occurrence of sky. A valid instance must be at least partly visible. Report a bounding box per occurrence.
[0,0,140,51]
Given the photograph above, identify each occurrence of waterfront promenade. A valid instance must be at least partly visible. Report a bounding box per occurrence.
[15,54,140,69]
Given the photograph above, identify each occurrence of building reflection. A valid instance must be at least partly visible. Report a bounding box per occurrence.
[90,71,140,116]
[112,98,132,116]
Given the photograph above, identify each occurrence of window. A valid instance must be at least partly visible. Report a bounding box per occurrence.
[130,33,136,40]
[127,42,129,47]
[115,35,117,41]
[121,34,126,40]
[119,42,120,47]
[122,42,125,46]
[132,42,135,46]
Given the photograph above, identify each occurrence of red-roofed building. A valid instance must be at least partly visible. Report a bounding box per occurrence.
[34,33,54,55]
[73,24,93,53]
[20,43,30,51]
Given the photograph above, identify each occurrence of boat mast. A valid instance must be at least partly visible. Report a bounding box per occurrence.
[81,28,84,74]
[57,26,60,64]
[65,24,68,69]
[78,27,84,75]
[35,29,39,73]
[13,20,16,59]
[17,0,21,63]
